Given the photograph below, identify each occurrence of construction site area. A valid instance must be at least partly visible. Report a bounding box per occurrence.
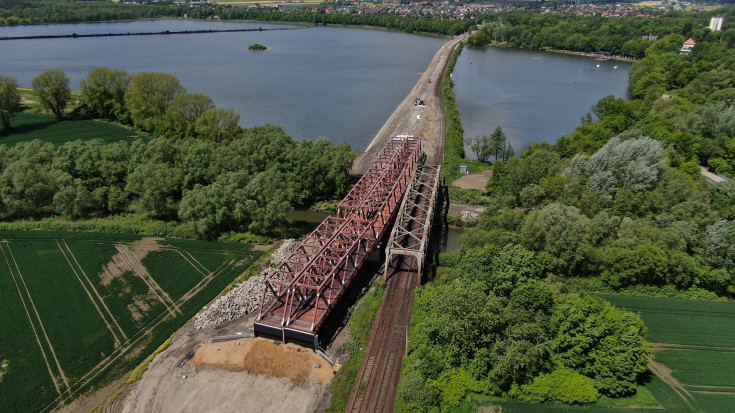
[85,35,462,413]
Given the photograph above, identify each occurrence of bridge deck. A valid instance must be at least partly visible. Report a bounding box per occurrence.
[385,164,442,277]
[255,137,421,346]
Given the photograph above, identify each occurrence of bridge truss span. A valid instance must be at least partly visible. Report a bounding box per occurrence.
[255,136,421,346]
[384,164,442,277]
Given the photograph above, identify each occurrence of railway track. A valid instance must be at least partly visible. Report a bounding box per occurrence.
[345,260,420,413]
[345,162,438,412]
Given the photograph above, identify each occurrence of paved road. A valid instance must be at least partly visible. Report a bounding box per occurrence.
[351,35,464,174]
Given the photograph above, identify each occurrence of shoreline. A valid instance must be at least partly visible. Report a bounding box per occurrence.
[477,42,640,62]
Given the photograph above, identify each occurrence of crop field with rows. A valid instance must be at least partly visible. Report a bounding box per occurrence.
[600,294,735,413]
[0,231,260,413]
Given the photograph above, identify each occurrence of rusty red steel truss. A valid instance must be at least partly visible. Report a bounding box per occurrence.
[255,136,422,344]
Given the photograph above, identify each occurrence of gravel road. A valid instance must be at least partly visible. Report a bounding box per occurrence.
[351,35,464,174]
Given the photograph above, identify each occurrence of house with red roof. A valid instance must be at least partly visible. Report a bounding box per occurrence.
[680,37,696,54]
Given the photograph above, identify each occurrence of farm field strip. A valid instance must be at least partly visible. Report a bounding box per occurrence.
[114,245,181,316]
[62,241,129,339]
[178,259,234,302]
[599,294,735,412]
[56,241,126,346]
[176,250,209,275]
[651,342,735,352]
[0,243,64,394]
[42,256,247,411]
[1,242,71,389]
[0,232,260,413]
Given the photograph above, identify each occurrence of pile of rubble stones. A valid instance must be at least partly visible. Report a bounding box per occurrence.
[194,239,298,330]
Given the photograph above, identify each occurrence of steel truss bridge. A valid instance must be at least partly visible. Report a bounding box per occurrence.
[254,136,427,347]
[346,163,442,413]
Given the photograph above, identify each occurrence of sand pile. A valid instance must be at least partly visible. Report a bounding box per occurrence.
[190,337,335,384]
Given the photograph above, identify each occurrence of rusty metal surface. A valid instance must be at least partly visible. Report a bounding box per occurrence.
[256,137,421,338]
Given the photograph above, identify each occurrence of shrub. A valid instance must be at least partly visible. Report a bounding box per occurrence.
[521,368,600,404]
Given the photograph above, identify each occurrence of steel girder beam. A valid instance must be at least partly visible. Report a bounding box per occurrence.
[385,165,441,277]
[256,137,421,334]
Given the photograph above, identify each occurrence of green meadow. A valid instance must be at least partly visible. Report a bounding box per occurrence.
[0,113,148,146]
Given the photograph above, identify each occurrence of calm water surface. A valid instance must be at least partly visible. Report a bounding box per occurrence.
[453,46,632,152]
[1,22,633,154]
[0,20,447,149]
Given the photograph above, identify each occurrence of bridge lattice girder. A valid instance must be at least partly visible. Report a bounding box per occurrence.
[385,165,442,276]
[256,136,421,334]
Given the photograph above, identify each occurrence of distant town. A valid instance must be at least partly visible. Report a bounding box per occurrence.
[139,0,729,21]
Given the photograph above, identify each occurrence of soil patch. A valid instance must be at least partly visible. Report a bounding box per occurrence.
[452,170,492,191]
[100,237,164,285]
[191,337,335,384]
[648,360,695,408]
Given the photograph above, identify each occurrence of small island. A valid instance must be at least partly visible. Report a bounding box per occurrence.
[248,43,267,51]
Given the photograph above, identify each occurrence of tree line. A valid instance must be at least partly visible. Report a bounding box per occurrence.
[0,0,188,26]
[400,9,735,410]
[0,0,475,36]
[469,7,735,58]
[454,12,735,299]
[0,68,354,239]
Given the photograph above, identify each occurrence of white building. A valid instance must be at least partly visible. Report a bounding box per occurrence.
[709,16,724,32]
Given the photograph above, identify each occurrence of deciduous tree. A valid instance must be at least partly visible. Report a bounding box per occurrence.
[0,75,21,131]
[32,69,70,120]
[79,67,129,121]
[126,72,184,132]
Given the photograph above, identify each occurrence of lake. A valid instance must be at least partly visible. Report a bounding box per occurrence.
[0,20,447,149]
[1,21,632,152]
[452,46,632,152]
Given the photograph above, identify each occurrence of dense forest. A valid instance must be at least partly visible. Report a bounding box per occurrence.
[0,68,354,239]
[456,7,735,298]
[0,0,187,25]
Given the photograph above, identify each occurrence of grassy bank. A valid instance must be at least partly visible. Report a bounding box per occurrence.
[440,41,466,182]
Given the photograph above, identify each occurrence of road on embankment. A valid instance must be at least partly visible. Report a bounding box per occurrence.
[351,35,464,174]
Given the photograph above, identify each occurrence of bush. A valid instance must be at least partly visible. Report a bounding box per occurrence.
[521,368,600,404]
[708,157,733,177]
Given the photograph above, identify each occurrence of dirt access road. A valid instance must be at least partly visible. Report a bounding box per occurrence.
[352,35,464,174]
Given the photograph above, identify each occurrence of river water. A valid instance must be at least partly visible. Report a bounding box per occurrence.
[453,46,632,152]
[0,20,447,149]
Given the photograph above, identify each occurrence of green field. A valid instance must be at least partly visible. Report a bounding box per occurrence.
[0,113,149,146]
[601,294,735,413]
[0,231,260,412]
[460,295,735,413]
